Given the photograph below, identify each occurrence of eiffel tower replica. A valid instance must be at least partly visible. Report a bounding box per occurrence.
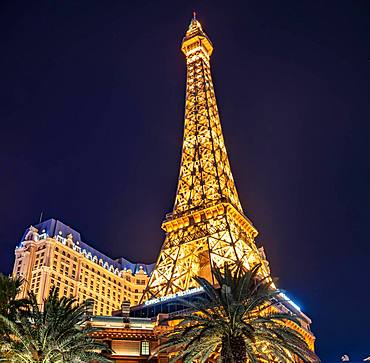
[142,15,275,301]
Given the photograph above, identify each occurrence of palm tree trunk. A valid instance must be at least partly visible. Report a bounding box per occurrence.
[221,335,247,363]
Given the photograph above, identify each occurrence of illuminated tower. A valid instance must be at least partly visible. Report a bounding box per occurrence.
[142,15,271,301]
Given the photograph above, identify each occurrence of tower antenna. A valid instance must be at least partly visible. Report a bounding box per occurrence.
[193,11,196,20]
[39,211,43,224]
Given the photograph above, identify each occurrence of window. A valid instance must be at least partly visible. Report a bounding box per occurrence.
[141,341,150,355]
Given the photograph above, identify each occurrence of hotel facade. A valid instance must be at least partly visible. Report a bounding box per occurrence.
[13,218,154,315]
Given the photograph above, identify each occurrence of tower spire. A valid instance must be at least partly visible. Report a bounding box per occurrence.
[142,18,270,302]
[176,15,240,216]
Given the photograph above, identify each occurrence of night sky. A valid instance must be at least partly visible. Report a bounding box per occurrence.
[1,1,370,361]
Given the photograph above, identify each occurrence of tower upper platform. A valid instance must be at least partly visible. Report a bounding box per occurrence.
[181,14,213,59]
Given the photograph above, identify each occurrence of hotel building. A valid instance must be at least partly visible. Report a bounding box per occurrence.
[13,218,154,315]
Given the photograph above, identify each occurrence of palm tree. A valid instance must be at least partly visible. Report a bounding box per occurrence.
[0,274,29,333]
[157,264,320,363]
[0,287,111,362]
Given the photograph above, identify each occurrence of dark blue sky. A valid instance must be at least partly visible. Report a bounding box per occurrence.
[1,1,369,361]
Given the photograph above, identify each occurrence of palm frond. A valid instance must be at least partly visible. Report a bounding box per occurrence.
[0,286,111,363]
[157,263,320,363]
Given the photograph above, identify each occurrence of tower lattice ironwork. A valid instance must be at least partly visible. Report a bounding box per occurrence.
[142,16,271,301]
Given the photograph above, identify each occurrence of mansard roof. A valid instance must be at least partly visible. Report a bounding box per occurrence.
[20,218,155,275]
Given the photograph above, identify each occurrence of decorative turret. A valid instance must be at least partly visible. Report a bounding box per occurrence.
[25,226,38,241]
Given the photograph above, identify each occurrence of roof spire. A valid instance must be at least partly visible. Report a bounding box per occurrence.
[193,11,196,20]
